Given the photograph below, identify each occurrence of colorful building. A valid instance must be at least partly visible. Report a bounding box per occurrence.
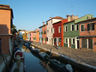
[42,22,47,44]
[53,19,68,47]
[30,29,39,42]
[64,14,93,49]
[0,5,13,54]
[39,25,43,43]
[77,17,96,51]
[47,16,64,45]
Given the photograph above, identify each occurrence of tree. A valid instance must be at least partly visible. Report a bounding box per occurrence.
[11,24,17,34]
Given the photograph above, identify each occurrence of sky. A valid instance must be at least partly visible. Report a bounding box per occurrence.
[0,0,96,31]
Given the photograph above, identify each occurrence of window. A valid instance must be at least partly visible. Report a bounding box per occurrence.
[65,38,67,43]
[42,38,43,41]
[71,25,74,31]
[46,37,48,41]
[53,28,54,33]
[58,26,61,33]
[87,24,90,31]
[44,31,46,34]
[76,24,79,31]
[65,26,68,32]
[54,38,56,43]
[87,23,95,31]
[81,25,85,31]
[59,38,61,42]
[91,23,95,30]
[41,32,43,34]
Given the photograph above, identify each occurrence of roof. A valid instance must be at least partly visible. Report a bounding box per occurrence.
[0,4,11,10]
[39,24,47,28]
[47,16,64,22]
[53,21,61,25]
[76,17,96,24]
[64,20,74,24]
[75,14,93,23]
[51,16,64,19]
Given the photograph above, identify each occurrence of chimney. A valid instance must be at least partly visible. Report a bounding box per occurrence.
[43,22,45,25]
[71,15,78,20]
[67,15,71,21]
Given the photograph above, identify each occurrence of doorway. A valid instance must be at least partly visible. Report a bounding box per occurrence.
[69,38,71,48]
[88,39,93,49]
[82,39,87,48]
[77,40,79,49]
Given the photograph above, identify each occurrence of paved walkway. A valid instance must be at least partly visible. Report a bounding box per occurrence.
[32,42,96,67]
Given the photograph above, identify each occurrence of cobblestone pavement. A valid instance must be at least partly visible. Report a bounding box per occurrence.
[32,42,96,67]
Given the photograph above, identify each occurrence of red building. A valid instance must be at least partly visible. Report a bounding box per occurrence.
[42,22,47,44]
[53,19,68,47]
[77,18,96,52]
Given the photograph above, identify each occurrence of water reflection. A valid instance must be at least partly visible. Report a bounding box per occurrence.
[24,51,54,72]
[40,61,54,72]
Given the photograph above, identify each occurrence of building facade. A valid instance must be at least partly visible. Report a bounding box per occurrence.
[30,29,39,42]
[47,16,64,45]
[42,23,47,44]
[39,25,43,43]
[64,20,79,49]
[53,19,68,47]
[77,18,96,51]
[0,5,13,54]
[64,14,93,49]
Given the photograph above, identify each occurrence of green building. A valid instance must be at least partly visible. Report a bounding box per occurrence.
[64,14,93,49]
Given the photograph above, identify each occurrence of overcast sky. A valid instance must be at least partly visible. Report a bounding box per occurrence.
[0,0,96,31]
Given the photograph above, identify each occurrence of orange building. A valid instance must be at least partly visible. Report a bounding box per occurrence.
[0,5,13,54]
[30,29,39,42]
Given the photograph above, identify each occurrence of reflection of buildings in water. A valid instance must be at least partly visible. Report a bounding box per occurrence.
[40,61,54,72]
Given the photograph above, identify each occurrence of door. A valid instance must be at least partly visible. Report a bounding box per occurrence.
[82,39,87,48]
[88,39,93,49]
[0,39,1,53]
[77,40,79,49]
[69,38,71,48]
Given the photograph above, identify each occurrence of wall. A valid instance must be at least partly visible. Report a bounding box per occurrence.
[0,10,11,34]
[53,22,61,38]
[0,36,10,54]
[64,21,79,37]
[47,19,53,45]
[79,21,96,36]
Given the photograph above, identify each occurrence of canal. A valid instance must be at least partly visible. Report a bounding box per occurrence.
[24,50,55,72]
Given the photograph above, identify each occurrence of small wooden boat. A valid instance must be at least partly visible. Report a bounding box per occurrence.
[39,52,50,61]
[49,59,73,72]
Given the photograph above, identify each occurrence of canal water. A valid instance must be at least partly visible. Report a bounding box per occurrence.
[24,51,55,72]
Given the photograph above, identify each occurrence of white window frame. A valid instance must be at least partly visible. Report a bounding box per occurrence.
[75,24,79,31]
[65,38,67,44]
[58,26,61,33]
[65,25,67,32]
[71,38,73,44]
